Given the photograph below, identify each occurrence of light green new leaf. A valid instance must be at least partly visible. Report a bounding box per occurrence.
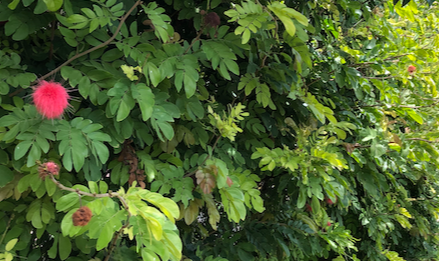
[43,0,63,11]
[406,109,423,124]
[5,239,18,251]
[8,0,20,10]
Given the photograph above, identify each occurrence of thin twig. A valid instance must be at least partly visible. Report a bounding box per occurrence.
[48,174,129,210]
[184,28,204,54]
[266,10,279,40]
[350,54,408,67]
[356,100,439,110]
[0,214,15,245]
[49,20,57,61]
[104,221,130,261]
[398,100,439,109]
[49,173,132,261]
[9,0,142,97]
[364,75,395,80]
[38,1,142,82]
[407,138,438,143]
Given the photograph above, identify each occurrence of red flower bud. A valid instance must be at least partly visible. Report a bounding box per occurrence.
[325,197,336,205]
[407,65,416,74]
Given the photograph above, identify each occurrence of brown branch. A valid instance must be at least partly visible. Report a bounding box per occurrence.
[38,0,142,82]
[356,100,439,110]
[49,174,129,211]
[104,220,130,261]
[363,75,395,80]
[49,172,132,261]
[9,0,142,97]
[407,138,438,143]
[0,214,15,245]
[184,27,204,54]
[351,54,409,67]
[49,20,57,61]
[266,10,278,40]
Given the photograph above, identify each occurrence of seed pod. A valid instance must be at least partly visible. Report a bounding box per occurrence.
[72,206,92,226]
[204,12,220,28]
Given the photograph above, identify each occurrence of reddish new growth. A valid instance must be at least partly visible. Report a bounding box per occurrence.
[72,206,92,226]
[38,161,60,180]
[204,12,220,28]
[407,65,416,75]
[325,197,336,205]
[327,221,332,227]
[33,81,70,119]
[226,176,233,187]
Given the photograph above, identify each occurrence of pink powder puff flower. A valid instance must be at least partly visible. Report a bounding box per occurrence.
[45,161,59,175]
[32,81,69,119]
[38,161,60,180]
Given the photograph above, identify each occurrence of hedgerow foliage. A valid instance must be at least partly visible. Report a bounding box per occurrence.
[1,0,439,260]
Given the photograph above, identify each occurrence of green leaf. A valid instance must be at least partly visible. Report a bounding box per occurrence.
[146,63,161,87]
[5,238,18,251]
[8,0,20,9]
[157,121,174,140]
[132,83,154,121]
[242,28,251,44]
[116,99,132,121]
[142,249,160,261]
[13,23,29,41]
[99,181,108,193]
[56,193,79,212]
[81,8,96,19]
[407,109,423,124]
[93,141,109,164]
[0,115,19,127]
[58,235,72,260]
[43,0,63,11]
[67,14,88,24]
[220,187,246,222]
[45,177,57,196]
[14,140,32,160]
[102,48,123,62]
[0,166,14,187]
[96,221,114,250]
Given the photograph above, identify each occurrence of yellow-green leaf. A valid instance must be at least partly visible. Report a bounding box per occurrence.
[5,238,18,251]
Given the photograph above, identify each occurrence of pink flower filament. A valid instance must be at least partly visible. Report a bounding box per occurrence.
[33,81,69,119]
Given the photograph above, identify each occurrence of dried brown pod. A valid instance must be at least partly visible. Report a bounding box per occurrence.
[72,206,92,226]
[204,12,220,28]
[142,19,152,26]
